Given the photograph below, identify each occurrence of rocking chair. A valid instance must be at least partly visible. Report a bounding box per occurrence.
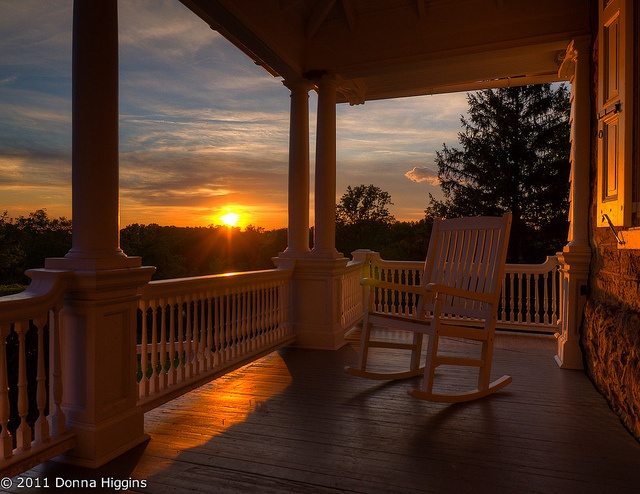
[345,213,513,403]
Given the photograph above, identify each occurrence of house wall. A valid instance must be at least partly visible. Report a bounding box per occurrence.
[583,3,640,441]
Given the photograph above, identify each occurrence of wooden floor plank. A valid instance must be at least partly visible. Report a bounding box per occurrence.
[17,330,640,494]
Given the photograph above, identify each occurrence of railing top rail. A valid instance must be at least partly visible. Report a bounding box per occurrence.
[140,267,293,299]
[505,255,560,274]
[345,259,366,270]
[0,269,71,325]
[364,255,560,275]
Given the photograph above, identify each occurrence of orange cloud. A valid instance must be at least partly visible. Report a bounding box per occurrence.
[404,166,439,185]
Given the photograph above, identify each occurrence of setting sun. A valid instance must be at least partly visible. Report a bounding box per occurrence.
[220,212,240,227]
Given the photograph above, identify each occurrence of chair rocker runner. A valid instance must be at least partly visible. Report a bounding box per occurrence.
[346,213,513,403]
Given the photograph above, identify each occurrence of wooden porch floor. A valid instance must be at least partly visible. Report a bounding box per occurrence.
[21,330,640,493]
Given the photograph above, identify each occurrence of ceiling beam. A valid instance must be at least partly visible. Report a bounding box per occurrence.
[341,0,357,31]
[306,0,338,39]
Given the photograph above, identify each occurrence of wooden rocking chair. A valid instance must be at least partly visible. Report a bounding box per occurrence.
[345,213,513,403]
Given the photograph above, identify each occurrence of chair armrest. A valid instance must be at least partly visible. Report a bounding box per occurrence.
[360,278,426,295]
[425,283,495,304]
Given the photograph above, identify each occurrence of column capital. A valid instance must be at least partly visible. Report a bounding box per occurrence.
[315,73,341,92]
[282,79,315,94]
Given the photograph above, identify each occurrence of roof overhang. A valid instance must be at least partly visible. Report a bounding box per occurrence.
[180,0,592,103]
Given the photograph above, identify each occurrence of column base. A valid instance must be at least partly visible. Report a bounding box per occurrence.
[47,263,155,468]
[555,245,590,370]
[310,248,344,259]
[287,257,350,350]
[57,408,148,469]
[554,332,584,370]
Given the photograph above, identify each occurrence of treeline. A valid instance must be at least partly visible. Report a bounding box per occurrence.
[336,218,432,262]
[120,223,287,279]
[0,210,432,287]
[0,210,72,288]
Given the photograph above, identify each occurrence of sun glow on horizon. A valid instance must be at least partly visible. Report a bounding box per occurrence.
[220,211,240,227]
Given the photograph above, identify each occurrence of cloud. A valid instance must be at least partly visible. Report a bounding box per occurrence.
[404,166,439,185]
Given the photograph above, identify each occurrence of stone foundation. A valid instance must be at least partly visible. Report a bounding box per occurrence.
[583,230,640,441]
[582,299,640,440]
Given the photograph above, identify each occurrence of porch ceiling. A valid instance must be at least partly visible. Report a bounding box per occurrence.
[179,0,591,103]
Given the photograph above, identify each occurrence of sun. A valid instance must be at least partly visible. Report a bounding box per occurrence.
[220,212,240,227]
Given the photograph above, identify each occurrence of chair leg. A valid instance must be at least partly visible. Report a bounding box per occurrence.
[477,338,494,391]
[420,331,439,396]
[409,332,423,374]
[357,321,373,371]
[345,322,426,380]
[409,330,513,403]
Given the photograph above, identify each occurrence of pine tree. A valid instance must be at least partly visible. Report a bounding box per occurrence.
[426,84,571,263]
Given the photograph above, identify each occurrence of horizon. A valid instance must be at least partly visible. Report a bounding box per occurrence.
[1,1,468,231]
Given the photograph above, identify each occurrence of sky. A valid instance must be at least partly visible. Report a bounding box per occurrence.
[0,0,470,230]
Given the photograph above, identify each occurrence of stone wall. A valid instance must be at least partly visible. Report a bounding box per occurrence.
[582,232,640,439]
[581,2,640,441]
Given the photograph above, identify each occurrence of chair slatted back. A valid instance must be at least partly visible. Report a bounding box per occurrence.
[420,214,511,320]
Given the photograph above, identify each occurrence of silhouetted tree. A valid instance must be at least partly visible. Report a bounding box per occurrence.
[336,184,396,256]
[0,209,71,285]
[426,84,571,263]
[336,184,395,226]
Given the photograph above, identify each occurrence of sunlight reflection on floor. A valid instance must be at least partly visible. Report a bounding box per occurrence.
[141,352,293,470]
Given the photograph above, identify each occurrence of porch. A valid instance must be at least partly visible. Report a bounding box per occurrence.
[2,0,633,484]
[0,254,568,476]
[22,330,640,494]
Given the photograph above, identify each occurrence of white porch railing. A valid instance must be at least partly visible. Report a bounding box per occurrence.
[136,268,295,411]
[340,260,366,330]
[0,270,75,478]
[346,251,562,333]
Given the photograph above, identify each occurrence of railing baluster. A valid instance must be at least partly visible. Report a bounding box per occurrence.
[0,323,13,459]
[34,315,49,445]
[198,294,206,374]
[48,306,65,436]
[250,287,258,350]
[176,297,185,383]
[185,297,193,379]
[533,273,540,324]
[542,272,550,325]
[168,299,177,386]
[206,293,213,369]
[214,293,222,366]
[552,265,559,325]
[269,283,275,341]
[150,303,159,393]
[242,291,249,353]
[225,291,231,361]
[15,321,31,451]
[523,272,528,323]
[501,277,507,321]
[139,302,149,397]
[159,299,168,391]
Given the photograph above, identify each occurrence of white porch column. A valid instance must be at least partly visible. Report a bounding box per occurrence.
[45,0,154,467]
[65,0,130,264]
[274,75,349,349]
[281,80,313,256]
[555,37,592,370]
[313,75,342,258]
